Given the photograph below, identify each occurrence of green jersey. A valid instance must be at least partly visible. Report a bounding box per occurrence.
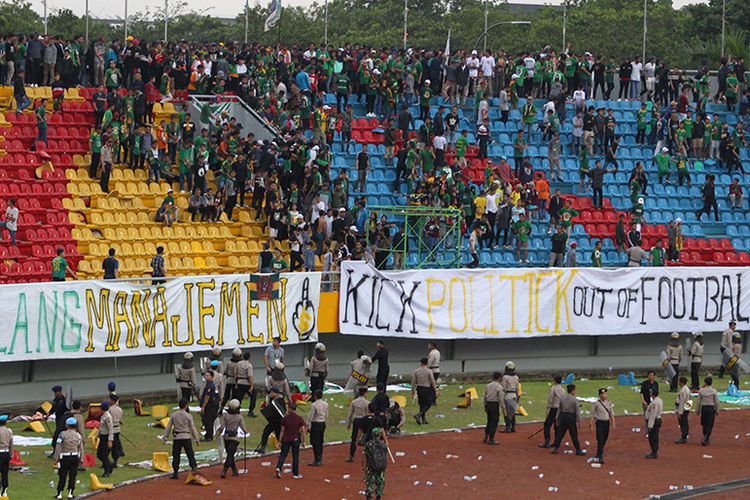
[35,106,46,128]
[630,204,644,224]
[51,257,68,280]
[637,109,648,129]
[335,75,351,94]
[455,136,468,158]
[726,76,739,98]
[579,149,590,172]
[179,146,194,174]
[558,207,579,228]
[90,131,102,153]
[591,249,602,268]
[654,152,670,174]
[512,220,532,242]
[651,247,664,267]
[513,137,526,158]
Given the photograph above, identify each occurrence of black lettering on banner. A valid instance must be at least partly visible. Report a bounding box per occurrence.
[704,276,720,322]
[616,289,629,317]
[342,270,370,326]
[395,280,420,334]
[736,273,749,323]
[658,277,672,319]
[640,278,654,325]
[573,287,595,318]
[596,288,613,319]
[687,277,704,320]
[367,276,379,328]
[628,288,639,319]
[719,275,735,322]
[374,279,391,331]
[672,278,686,319]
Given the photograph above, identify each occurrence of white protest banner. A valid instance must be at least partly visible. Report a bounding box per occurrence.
[0,272,320,362]
[338,262,749,339]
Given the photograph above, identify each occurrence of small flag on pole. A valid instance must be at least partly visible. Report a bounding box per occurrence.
[445,29,451,58]
[264,0,282,32]
[248,273,280,300]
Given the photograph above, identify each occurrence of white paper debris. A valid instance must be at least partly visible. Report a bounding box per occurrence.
[435,414,445,419]
[585,441,590,446]
[531,466,540,470]
[702,454,712,459]
[591,463,601,468]
[624,409,630,415]
[609,472,614,476]
[565,442,570,447]
[631,427,641,432]
[422,450,427,455]
[684,485,693,490]
[396,452,406,457]
[342,474,350,480]
[669,486,678,491]
[410,465,418,469]
[261,461,271,467]
[563,450,573,455]
[413,481,420,486]
[538,473,544,479]
[477,455,483,461]
[324,479,331,483]
[426,481,433,486]
[615,480,621,486]
[284,487,290,492]
[547,486,559,492]
[256,494,262,499]
[216,490,221,494]
[735,435,740,440]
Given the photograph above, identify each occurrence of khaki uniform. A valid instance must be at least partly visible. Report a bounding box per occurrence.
[217,412,246,476]
[176,364,196,401]
[645,396,663,455]
[666,343,682,391]
[483,380,504,442]
[552,393,582,451]
[97,411,114,474]
[108,404,124,464]
[0,425,13,494]
[427,349,441,379]
[592,398,613,461]
[697,386,719,443]
[163,409,200,475]
[53,428,83,496]
[347,396,370,460]
[500,374,520,431]
[308,399,329,465]
[676,384,691,441]
[541,383,566,445]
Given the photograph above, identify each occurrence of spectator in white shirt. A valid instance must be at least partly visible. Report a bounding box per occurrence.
[432,134,447,166]
[630,57,643,99]
[466,50,480,98]
[0,198,18,246]
[480,51,496,94]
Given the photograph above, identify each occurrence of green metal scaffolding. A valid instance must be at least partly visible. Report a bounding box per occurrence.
[366,205,463,270]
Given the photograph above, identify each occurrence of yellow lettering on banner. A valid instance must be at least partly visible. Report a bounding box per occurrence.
[152,287,172,347]
[197,281,217,346]
[534,272,552,333]
[468,277,486,334]
[243,282,263,344]
[500,274,527,333]
[425,279,446,333]
[525,273,535,333]
[219,282,243,344]
[554,269,577,333]
[483,275,499,334]
[448,278,468,333]
[266,279,288,343]
[85,288,111,352]
[130,290,155,348]
[173,283,194,346]
[109,291,133,351]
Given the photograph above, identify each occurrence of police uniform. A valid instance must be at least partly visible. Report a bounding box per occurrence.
[591,396,614,463]
[719,325,735,377]
[346,395,370,461]
[551,393,583,454]
[97,403,114,476]
[216,402,246,477]
[689,334,704,390]
[176,354,197,401]
[221,350,242,410]
[108,400,124,466]
[411,364,437,425]
[234,355,255,413]
[200,378,220,440]
[675,384,691,443]
[500,367,520,432]
[541,382,566,447]
[309,345,329,395]
[427,348,441,381]
[483,378,503,444]
[162,403,200,477]
[0,416,12,497]
[48,386,68,453]
[344,356,372,395]
[696,385,720,445]
[666,336,682,391]
[645,396,663,458]
[53,419,83,498]
[307,397,329,466]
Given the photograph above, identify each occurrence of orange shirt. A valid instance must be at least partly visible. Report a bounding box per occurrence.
[535,179,550,200]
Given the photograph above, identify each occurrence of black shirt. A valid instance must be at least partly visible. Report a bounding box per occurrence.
[357,151,369,170]
[640,380,658,404]
[551,232,567,254]
[372,347,390,374]
[370,392,390,415]
[102,256,119,279]
[259,250,273,271]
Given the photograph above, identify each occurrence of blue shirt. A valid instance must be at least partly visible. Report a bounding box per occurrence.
[295,71,310,92]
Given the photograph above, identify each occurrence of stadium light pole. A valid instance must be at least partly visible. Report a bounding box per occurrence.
[642,0,647,64]
[483,1,488,52]
[85,0,89,48]
[562,0,567,49]
[472,20,530,53]
[244,0,249,44]
[43,0,48,35]
[324,0,329,46]
[164,0,169,42]
[721,0,726,57]
[125,0,129,43]
[403,0,408,50]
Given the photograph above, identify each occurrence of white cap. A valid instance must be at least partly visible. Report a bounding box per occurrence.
[662,147,669,152]
[471,50,477,55]
[275,360,285,370]
[257,140,264,146]
[361,355,372,364]
[315,342,326,352]
[312,145,320,150]
[638,197,644,204]
[372,68,381,76]
[671,332,679,339]
[505,361,515,370]
[228,399,240,411]
[675,217,682,224]
[183,352,194,360]
[693,331,703,337]
[232,348,242,357]
[212,347,221,355]
[322,105,331,110]
[425,79,430,84]
[349,225,358,232]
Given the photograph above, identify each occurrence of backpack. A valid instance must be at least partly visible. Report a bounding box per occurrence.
[365,438,388,473]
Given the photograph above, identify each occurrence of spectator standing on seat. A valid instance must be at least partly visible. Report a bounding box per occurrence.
[696,174,718,222]
[35,98,47,146]
[0,198,18,246]
[565,242,578,267]
[13,70,30,115]
[548,225,567,267]
[468,225,481,268]
[150,246,166,285]
[356,144,370,192]
[728,178,743,208]
[102,248,119,279]
[51,248,76,282]
[99,136,113,193]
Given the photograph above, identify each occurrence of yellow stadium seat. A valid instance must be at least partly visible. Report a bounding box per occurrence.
[191,241,205,254]
[249,255,259,268]
[122,169,135,181]
[120,243,134,256]
[144,242,157,255]
[132,242,146,255]
[224,240,237,253]
[184,471,213,486]
[182,225,196,239]
[238,256,252,268]
[127,227,142,241]
[66,183,79,196]
[181,257,194,269]
[238,211,252,223]
[178,241,190,254]
[247,240,261,253]
[228,256,240,268]
[152,103,164,114]
[206,256,219,270]
[169,257,182,270]
[172,226,186,240]
[152,452,171,473]
[194,226,209,239]
[65,169,78,181]
[89,473,113,491]
[115,227,129,241]
[167,242,181,255]
[110,169,123,181]
[194,257,207,269]
[162,227,175,240]
[72,154,85,166]
[23,421,46,433]
[150,405,169,419]
[207,226,221,239]
[78,260,93,275]
[235,240,249,253]
[202,241,215,253]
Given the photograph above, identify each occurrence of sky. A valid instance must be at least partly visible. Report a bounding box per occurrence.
[28,0,708,20]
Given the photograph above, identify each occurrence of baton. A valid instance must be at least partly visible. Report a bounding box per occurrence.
[386,445,396,464]
[527,427,545,440]
[119,432,136,446]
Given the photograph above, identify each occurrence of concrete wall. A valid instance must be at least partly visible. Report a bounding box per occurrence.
[1,330,740,405]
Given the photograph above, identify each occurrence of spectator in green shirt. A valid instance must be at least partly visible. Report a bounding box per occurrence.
[455,130,469,169]
[271,249,289,272]
[725,71,739,112]
[591,240,603,267]
[654,147,671,184]
[335,73,351,113]
[35,98,47,146]
[650,239,665,267]
[89,128,102,178]
[51,248,77,282]
[511,213,532,263]
[558,199,579,237]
